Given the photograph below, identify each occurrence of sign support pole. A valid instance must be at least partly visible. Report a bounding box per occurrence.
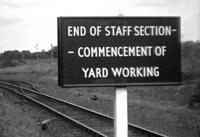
[114,87,128,137]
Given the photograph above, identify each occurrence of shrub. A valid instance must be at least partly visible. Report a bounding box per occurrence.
[2,60,17,67]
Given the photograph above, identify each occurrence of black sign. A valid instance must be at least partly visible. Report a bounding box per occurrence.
[58,17,181,87]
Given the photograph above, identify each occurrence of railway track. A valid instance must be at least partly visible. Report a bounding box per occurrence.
[0,81,169,137]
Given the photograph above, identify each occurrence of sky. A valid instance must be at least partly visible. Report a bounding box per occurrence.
[0,0,199,52]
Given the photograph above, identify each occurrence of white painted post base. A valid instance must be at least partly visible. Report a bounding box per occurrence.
[114,87,128,137]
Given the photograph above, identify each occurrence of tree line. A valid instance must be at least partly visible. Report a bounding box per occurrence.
[0,41,199,60]
[181,40,200,59]
[0,46,57,60]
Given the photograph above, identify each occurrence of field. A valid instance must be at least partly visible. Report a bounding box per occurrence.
[0,43,200,137]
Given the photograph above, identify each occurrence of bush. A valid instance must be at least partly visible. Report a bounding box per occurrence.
[2,60,17,67]
[182,41,200,59]
[0,59,26,68]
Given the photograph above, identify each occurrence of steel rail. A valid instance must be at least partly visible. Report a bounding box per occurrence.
[0,81,169,137]
[0,84,107,137]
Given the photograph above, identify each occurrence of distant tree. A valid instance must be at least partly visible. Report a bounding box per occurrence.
[21,50,32,59]
[182,41,194,47]
[1,50,21,60]
[182,41,200,59]
[12,50,22,59]
[53,46,58,57]
[1,51,12,59]
[48,46,57,58]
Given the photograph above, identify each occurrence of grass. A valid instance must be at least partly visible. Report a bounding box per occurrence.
[0,90,39,137]
[0,44,200,137]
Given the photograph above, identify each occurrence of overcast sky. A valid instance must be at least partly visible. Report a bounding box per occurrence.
[0,0,199,52]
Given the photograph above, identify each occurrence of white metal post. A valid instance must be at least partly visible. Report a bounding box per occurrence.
[114,87,128,137]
